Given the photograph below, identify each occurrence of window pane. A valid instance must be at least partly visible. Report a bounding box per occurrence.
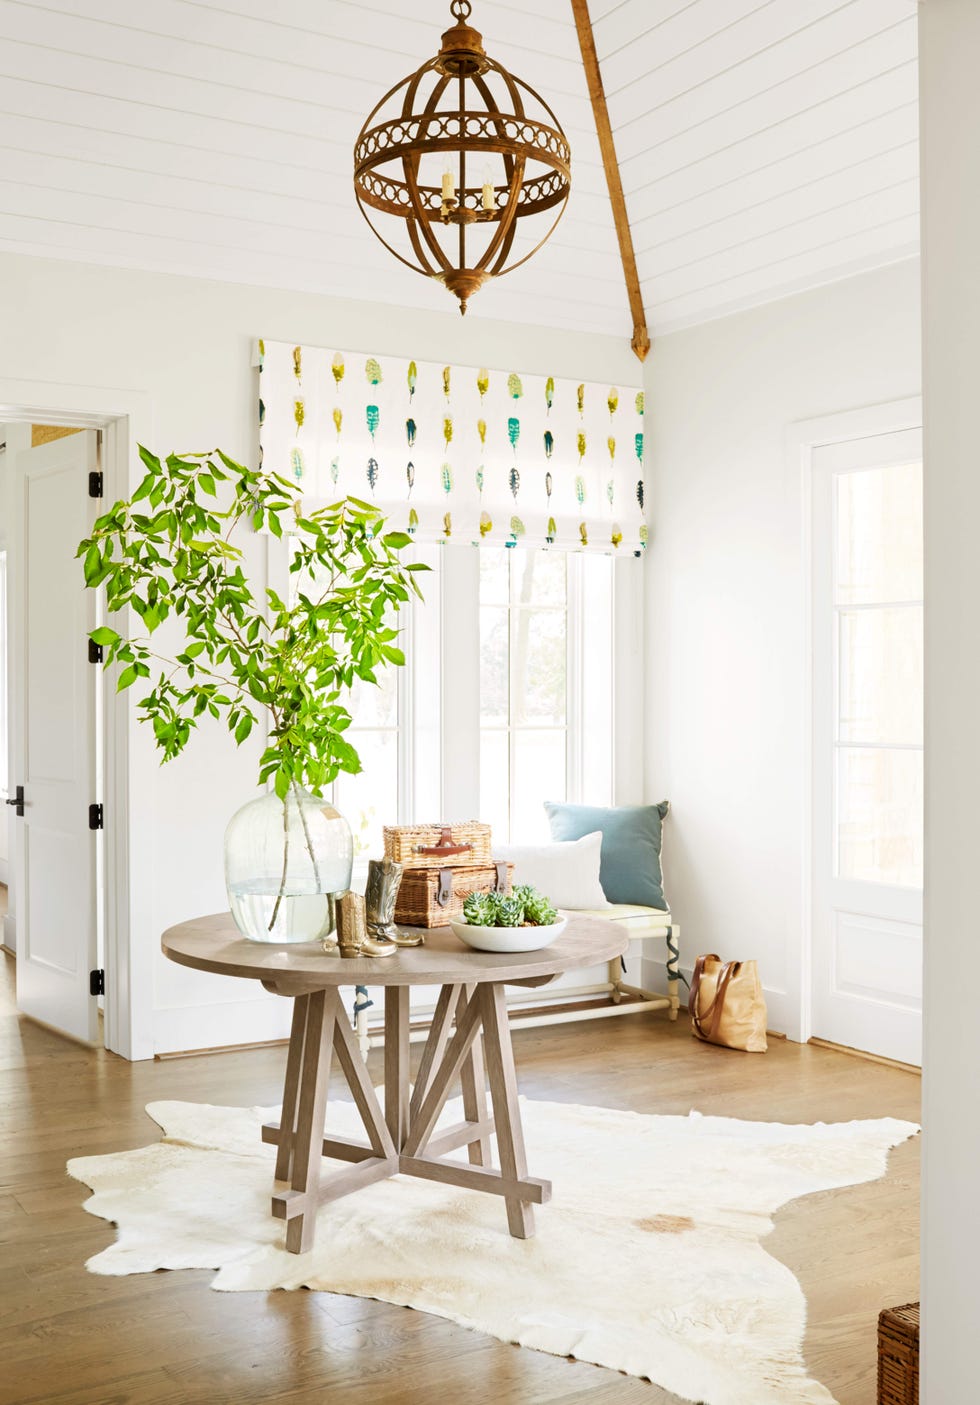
[837,746,923,887]
[479,548,509,605]
[333,730,398,859]
[479,606,509,724]
[837,463,923,605]
[511,548,566,608]
[512,730,566,842]
[480,729,510,841]
[347,663,399,730]
[839,606,923,746]
[512,609,566,725]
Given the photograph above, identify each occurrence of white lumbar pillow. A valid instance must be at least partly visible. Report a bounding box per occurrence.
[493,831,609,910]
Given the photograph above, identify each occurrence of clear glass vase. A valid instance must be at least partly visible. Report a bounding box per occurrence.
[224,787,353,944]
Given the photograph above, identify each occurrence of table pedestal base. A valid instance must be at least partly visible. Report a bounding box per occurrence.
[262,981,551,1254]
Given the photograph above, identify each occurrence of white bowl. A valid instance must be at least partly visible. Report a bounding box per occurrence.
[449,915,567,953]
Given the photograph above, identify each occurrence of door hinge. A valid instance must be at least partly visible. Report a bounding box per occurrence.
[89,969,105,997]
[5,785,24,817]
[88,470,103,499]
[88,638,104,663]
[88,802,104,831]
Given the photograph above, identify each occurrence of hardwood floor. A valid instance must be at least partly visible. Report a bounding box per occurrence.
[0,950,919,1405]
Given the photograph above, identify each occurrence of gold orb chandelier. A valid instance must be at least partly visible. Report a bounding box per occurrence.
[353,0,571,315]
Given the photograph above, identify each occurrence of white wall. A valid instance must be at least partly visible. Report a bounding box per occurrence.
[918,0,978,1393]
[642,260,921,1035]
[0,252,637,1057]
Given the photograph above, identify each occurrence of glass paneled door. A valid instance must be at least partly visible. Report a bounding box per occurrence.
[811,428,923,1065]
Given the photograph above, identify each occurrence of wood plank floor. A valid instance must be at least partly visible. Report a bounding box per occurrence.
[0,951,919,1405]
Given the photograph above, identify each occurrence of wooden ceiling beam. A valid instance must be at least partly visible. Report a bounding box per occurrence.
[570,0,651,362]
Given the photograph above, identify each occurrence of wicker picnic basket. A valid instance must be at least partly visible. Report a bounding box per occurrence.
[394,861,512,929]
[383,821,492,871]
[877,1301,919,1405]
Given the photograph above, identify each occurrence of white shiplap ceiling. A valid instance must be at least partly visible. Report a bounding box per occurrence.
[0,0,919,342]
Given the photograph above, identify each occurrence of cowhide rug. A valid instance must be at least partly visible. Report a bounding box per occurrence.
[67,1097,917,1405]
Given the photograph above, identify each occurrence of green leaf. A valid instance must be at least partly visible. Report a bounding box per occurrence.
[117,665,138,691]
[90,626,119,646]
[83,544,102,585]
[234,714,253,744]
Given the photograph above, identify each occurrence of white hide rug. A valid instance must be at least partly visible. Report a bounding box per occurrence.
[67,1097,917,1405]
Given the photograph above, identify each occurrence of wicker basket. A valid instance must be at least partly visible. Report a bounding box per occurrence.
[878,1301,919,1405]
[383,821,492,871]
[394,861,512,929]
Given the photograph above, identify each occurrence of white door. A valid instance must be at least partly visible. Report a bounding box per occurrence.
[11,430,102,1043]
[811,428,923,1065]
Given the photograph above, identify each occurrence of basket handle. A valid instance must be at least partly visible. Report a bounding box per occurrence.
[417,825,472,857]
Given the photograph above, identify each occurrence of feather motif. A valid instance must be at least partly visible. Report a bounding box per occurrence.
[635,391,645,416]
[606,479,614,507]
[331,352,345,387]
[510,515,525,539]
[509,466,520,501]
[443,416,453,449]
[507,416,520,451]
[545,471,553,500]
[543,430,554,459]
[406,461,415,496]
[258,398,265,427]
[575,475,585,506]
[406,417,417,447]
[476,466,484,494]
[407,360,417,399]
[257,338,265,370]
[477,418,487,447]
[290,447,305,481]
[607,386,618,417]
[408,508,419,536]
[636,479,644,511]
[443,511,452,539]
[366,404,380,440]
[365,357,383,386]
[577,431,586,462]
[294,398,305,431]
[441,462,453,495]
[507,372,523,400]
[610,522,623,549]
[442,365,451,400]
[607,436,616,461]
[545,376,555,414]
[367,457,379,492]
[332,407,342,437]
[479,510,493,538]
[576,383,585,414]
[477,367,489,400]
[330,456,340,485]
[639,524,649,549]
[546,516,557,544]
[579,521,589,547]
[635,431,644,463]
[258,443,263,470]
[292,346,302,382]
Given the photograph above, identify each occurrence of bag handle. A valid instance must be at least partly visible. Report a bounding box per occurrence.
[690,954,741,1044]
[417,824,472,857]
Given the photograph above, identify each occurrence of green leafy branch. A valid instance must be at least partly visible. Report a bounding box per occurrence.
[78,447,426,801]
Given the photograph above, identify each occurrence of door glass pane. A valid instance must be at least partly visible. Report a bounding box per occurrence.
[512,609,566,725]
[837,746,923,887]
[837,462,922,605]
[479,606,509,724]
[479,730,510,840]
[512,730,566,842]
[839,606,923,745]
[347,663,399,730]
[479,548,509,605]
[510,548,566,607]
[333,730,398,859]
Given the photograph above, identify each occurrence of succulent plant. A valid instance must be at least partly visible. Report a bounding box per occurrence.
[462,891,497,927]
[494,895,526,928]
[523,890,559,926]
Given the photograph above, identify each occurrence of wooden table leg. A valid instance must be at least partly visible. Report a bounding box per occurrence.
[282,988,337,1254]
[274,994,309,1182]
[384,986,411,1150]
[458,984,492,1167]
[479,981,535,1239]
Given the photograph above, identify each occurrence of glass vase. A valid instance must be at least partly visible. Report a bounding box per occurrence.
[224,787,353,944]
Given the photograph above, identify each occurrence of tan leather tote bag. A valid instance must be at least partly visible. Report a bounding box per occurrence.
[689,953,768,1053]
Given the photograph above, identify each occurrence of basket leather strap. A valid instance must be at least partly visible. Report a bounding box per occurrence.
[494,861,508,892]
[436,868,453,907]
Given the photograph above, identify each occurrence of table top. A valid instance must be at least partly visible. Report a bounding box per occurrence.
[161,912,628,993]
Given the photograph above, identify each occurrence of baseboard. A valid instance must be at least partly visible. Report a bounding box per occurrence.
[153,996,294,1057]
[807,1036,921,1075]
[2,912,14,955]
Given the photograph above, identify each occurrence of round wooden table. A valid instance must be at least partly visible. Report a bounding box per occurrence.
[162,913,627,1254]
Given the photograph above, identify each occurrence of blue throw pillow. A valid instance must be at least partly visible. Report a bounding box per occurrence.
[543,801,670,910]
